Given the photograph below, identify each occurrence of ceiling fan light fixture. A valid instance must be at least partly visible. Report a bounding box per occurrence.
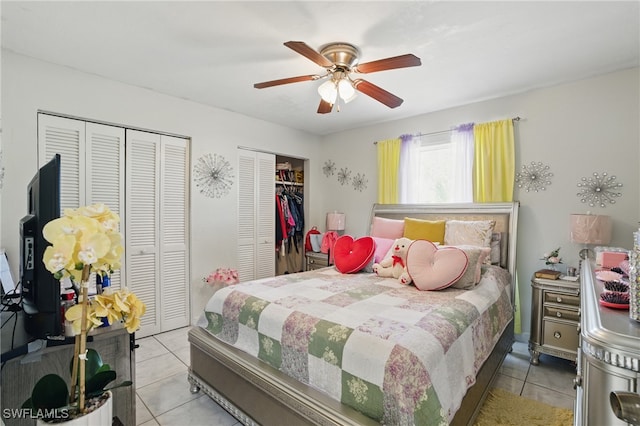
[338,78,356,102]
[318,80,338,103]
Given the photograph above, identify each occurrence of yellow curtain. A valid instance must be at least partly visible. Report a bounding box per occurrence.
[376,138,401,204]
[473,119,515,202]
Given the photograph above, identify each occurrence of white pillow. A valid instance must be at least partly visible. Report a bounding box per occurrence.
[444,220,496,247]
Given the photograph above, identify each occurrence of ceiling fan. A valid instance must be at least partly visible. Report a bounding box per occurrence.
[254,41,421,114]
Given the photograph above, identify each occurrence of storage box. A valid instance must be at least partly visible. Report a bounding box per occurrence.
[598,251,628,269]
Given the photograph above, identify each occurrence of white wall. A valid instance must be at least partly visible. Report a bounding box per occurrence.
[1,51,326,322]
[319,67,640,337]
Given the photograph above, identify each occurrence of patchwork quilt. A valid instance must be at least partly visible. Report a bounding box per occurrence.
[198,266,512,425]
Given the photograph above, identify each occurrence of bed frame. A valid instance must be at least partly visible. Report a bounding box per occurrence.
[188,202,519,425]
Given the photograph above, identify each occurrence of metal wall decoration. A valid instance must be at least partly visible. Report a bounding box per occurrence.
[323,159,336,177]
[576,172,623,208]
[352,173,368,192]
[515,161,553,192]
[193,153,234,199]
[337,167,351,186]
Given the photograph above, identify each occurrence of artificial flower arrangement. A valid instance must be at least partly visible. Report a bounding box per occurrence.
[22,203,145,422]
[541,247,563,266]
[204,267,239,286]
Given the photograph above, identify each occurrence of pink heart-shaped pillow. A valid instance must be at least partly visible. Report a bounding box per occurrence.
[333,235,375,274]
[406,240,468,291]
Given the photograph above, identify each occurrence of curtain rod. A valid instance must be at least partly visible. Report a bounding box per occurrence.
[373,116,521,144]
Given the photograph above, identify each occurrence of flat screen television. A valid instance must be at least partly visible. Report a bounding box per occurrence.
[21,153,62,338]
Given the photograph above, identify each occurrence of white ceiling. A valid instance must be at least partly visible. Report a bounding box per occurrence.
[2,1,639,136]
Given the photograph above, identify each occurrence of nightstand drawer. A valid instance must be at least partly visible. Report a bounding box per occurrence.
[544,306,580,322]
[544,291,580,307]
[542,319,579,353]
[305,252,329,270]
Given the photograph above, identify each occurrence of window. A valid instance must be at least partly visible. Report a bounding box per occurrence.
[416,135,455,203]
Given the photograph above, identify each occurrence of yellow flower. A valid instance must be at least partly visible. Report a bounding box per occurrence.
[42,235,76,275]
[93,293,120,326]
[65,304,102,335]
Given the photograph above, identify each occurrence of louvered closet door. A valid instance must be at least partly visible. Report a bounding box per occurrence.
[237,149,275,281]
[38,114,85,212]
[256,153,275,279]
[159,136,189,331]
[237,151,256,281]
[126,130,189,337]
[86,123,125,290]
[38,115,125,289]
[126,130,161,337]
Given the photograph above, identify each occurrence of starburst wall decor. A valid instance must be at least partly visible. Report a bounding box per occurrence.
[576,171,623,208]
[193,153,234,198]
[323,159,336,177]
[337,167,351,186]
[352,173,368,192]
[515,161,553,192]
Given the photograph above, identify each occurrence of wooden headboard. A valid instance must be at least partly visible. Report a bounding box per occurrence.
[369,202,520,293]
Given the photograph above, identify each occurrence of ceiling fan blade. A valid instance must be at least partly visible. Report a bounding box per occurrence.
[254,75,318,89]
[354,54,421,74]
[353,79,404,108]
[317,99,333,114]
[284,41,334,68]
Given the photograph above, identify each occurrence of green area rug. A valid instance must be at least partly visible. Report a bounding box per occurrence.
[475,388,574,426]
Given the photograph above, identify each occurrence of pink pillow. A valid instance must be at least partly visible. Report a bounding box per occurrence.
[333,236,376,274]
[372,237,395,263]
[405,240,468,291]
[370,217,404,239]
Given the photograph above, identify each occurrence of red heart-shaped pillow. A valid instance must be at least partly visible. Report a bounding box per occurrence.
[406,240,468,291]
[333,235,375,274]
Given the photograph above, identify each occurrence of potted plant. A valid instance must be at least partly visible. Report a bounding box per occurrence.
[21,203,145,425]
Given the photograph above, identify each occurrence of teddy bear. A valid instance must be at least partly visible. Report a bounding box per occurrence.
[372,237,412,284]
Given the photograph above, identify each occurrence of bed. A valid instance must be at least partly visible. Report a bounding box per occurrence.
[188,202,519,425]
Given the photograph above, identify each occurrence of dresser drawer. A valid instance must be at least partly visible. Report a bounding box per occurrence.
[544,306,580,322]
[544,291,580,307]
[542,319,579,353]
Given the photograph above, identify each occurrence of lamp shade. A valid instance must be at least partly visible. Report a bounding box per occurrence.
[326,212,346,231]
[570,214,612,244]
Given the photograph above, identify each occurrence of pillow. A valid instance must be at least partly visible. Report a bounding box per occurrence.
[370,217,404,239]
[403,218,446,244]
[333,235,375,274]
[372,237,395,263]
[444,220,496,247]
[490,232,501,265]
[405,240,468,291]
[449,245,491,289]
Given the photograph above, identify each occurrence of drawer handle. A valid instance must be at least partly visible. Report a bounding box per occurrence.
[554,331,562,339]
[556,312,562,318]
[556,296,563,303]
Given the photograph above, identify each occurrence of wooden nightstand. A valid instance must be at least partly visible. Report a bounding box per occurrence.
[305,251,329,271]
[529,274,580,364]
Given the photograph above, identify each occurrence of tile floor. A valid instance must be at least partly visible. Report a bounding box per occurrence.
[135,328,576,425]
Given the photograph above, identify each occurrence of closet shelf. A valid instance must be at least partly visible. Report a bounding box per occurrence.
[276,181,303,186]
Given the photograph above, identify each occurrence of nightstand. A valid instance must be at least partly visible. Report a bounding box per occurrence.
[305,251,329,271]
[529,274,580,365]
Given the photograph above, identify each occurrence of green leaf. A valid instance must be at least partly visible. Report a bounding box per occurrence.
[29,374,69,410]
[69,348,104,382]
[85,370,117,396]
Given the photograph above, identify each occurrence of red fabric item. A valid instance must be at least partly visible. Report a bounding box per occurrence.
[305,226,321,252]
[333,235,375,274]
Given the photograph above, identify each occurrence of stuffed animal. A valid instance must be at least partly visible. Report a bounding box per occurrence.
[372,237,412,284]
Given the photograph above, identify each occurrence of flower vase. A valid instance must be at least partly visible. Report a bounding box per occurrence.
[36,391,112,426]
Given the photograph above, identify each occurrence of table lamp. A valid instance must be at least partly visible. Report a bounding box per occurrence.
[570,214,612,260]
[326,211,346,235]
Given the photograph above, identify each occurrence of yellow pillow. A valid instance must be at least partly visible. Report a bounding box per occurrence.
[403,218,446,243]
